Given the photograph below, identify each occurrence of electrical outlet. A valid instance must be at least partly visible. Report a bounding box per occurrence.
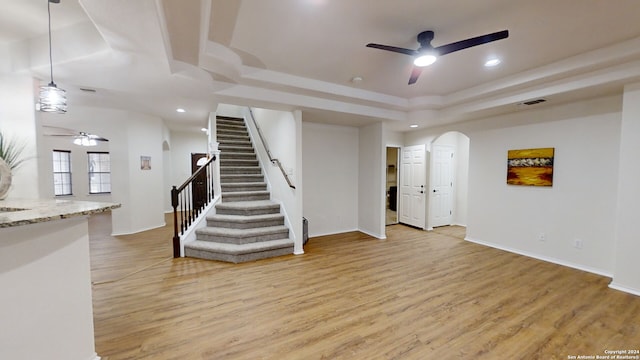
[537,232,546,241]
[573,239,584,249]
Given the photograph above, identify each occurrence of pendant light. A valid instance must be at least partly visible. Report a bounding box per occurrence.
[38,0,67,113]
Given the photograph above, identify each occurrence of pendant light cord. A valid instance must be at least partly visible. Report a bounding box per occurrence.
[47,0,55,86]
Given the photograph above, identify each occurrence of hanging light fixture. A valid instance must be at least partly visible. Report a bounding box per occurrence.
[38,0,67,113]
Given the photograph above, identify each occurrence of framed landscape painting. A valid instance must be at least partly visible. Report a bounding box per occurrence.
[507,148,554,186]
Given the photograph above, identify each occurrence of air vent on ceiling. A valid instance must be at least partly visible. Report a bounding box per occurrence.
[79,88,97,93]
[519,98,547,106]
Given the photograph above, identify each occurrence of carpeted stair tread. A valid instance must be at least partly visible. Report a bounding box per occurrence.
[220,166,262,174]
[186,238,293,253]
[220,140,253,147]
[221,182,267,188]
[185,239,293,262]
[222,190,270,202]
[196,225,288,238]
[208,213,284,223]
[220,152,256,159]
[216,200,280,210]
[221,174,265,183]
[218,145,255,153]
[182,116,292,263]
[218,136,251,143]
[221,183,267,192]
[220,159,259,166]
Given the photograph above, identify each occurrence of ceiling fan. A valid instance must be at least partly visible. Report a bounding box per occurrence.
[366,29,509,85]
[43,126,109,146]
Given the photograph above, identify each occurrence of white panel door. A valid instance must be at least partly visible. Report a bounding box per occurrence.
[399,145,426,228]
[430,145,454,227]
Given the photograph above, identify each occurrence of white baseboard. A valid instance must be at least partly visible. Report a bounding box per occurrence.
[358,228,386,239]
[609,282,640,297]
[309,228,359,238]
[111,222,167,236]
[308,228,386,240]
[464,236,612,278]
[88,353,101,360]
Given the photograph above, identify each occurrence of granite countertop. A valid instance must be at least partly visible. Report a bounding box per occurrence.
[0,198,121,228]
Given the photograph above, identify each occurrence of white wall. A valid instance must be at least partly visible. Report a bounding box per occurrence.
[0,75,40,199]
[0,217,97,360]
[612,82,640,294]
[217,103,245,118]
[38,106,167,235]
[302,122,359,237]
[113,113,166,234]
[358,122,385,238]
[466,101,621,276]
[246,107,303,252]
[250,108,297,183]
[384,126,404,147]
[455,132,469,226]
[38,133,112,201]
[167,130,208,191]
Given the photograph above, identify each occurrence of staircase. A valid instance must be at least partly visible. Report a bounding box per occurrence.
[184,116,294,263]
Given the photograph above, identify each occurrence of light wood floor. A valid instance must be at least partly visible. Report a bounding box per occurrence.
[89,213,640,360]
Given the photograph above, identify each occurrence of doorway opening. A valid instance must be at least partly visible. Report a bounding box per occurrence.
[428,131,470,231]
[386,147,399,225]
[191,152,208,210]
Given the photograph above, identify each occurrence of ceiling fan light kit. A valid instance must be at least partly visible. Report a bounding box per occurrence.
[413,54,437,67]
[367,29,509,84]
[73,136,97,147]
[43,126,108,146]
[38,0,67,113]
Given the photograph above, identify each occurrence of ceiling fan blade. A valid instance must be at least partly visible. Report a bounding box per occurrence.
[90,136,109,142]
[408,66,423,85]
[42,125,77,136]
[435,30,509,56]
[366,43,417,56]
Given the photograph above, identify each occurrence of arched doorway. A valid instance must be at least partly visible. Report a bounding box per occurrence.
[427,131,470,230]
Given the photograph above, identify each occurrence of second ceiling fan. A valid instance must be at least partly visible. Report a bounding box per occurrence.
[366,29,509,84]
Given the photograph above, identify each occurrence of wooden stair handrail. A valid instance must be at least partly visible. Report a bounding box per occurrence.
[171,154,217,258]
[248,108,296,189]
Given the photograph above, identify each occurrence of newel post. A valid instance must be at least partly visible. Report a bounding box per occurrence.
[171,185,180,258]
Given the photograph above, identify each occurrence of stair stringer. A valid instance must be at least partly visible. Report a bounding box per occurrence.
[242,108,303,254]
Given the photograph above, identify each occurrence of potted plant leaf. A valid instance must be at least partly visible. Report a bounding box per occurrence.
[0,131,27,200]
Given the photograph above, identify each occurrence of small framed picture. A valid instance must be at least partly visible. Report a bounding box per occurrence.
[507,148,554,186]
[140,156,151,170]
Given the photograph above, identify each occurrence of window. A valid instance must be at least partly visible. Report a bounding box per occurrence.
[52,150,72,196]
[88,152,111,194]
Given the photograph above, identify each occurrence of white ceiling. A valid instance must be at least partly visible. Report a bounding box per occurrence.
[2,0,640,132]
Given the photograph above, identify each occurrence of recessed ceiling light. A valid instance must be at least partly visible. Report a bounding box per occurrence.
[410,124,419,128]
[201,128,208,132]
[176,108,186,113]
[484,58,501,67]
[351,76,363,83]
